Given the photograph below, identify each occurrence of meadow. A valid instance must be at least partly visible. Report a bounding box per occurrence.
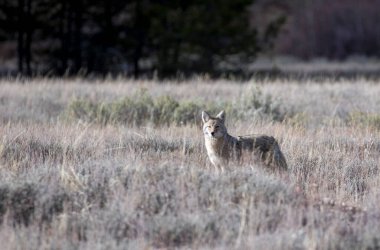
[1,78,380,249]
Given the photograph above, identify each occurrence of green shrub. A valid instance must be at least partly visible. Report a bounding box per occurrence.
[153,96,179,125]
[285,112,309,127]
[97,102,112,125]
[173,102,201,125]
[204,101,234,119]
[110,89,154,126]
[109,98,132,124]
[64,86,289,126]
[65,89,155,126]
[128,89,154,125]
[348,112,380,129]
[65,99,99,123]
[240,85,287,122]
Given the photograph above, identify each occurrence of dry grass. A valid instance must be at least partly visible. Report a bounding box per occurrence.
[1,78,380,249]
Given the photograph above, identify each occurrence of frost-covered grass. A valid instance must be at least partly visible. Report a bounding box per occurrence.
[1,78,380,249]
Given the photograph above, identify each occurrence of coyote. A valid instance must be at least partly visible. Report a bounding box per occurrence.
[202,110,288,172]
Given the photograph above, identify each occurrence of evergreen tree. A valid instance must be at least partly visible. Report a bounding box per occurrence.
[0,0,285,77]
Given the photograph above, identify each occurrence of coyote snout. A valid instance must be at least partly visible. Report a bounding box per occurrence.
[202,110,288,172]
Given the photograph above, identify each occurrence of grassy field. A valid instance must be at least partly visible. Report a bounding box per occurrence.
[1,78,380,249]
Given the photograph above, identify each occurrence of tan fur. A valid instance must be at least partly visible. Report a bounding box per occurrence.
[202,110,288,172]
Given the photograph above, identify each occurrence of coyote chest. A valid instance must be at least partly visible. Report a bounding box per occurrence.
[202,110,288,171]
[204,134,240,168]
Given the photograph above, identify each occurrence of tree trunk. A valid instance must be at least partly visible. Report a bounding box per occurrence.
[17,0,24,74]
[133,0,142,78]
[73,0,83,73]
[25,0,32,76]
[59,0,68,75]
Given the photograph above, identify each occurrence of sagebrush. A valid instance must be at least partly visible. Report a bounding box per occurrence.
[1,78,380,249]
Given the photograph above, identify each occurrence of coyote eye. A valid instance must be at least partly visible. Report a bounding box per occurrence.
[215,126,219,129]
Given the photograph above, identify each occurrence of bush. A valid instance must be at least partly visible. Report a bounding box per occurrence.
[348,112,380,129]
[64,85,289,126]
[65,89,154,126]
[65,99,100,123]
[153,96,179,125]
[239,85,287,122]
[64,92,202,126]
[173,102,201,125]
[285,112,309,127]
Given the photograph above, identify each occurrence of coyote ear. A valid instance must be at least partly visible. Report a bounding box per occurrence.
[216,110,225,122]
[202,111,210,123]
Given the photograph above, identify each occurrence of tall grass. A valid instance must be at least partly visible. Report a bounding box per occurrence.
[1,78,380,249]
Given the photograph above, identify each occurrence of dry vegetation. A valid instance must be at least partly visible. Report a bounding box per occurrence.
[1,78,380,249]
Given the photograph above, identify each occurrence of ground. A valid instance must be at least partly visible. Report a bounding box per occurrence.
[0,78,380,249]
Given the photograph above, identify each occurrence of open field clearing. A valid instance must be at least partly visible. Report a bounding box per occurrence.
[1,78,380,249]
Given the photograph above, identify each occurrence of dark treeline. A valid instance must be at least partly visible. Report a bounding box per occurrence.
[3,0,380,78]
[0,0,285,78]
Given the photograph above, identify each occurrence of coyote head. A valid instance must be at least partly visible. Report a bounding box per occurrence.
[202,110,227,139]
